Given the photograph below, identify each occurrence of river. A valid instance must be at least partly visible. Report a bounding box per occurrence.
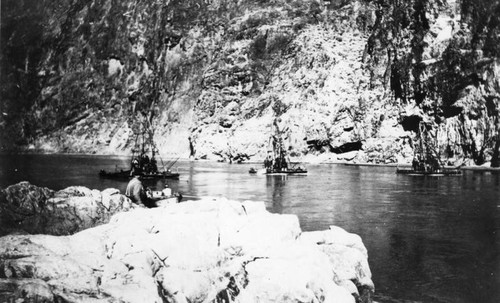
[0,154,499,303]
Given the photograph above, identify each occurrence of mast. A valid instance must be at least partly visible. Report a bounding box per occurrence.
[417,121,443,170]
[270,118,289,171]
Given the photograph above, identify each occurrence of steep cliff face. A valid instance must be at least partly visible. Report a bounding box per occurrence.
[362,0,500,166]
[1,0,499,165]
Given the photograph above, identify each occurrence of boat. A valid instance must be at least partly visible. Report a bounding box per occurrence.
[396,121,462,176]
[99,120,180,181]
[248,165,308,175]
[148,187,183,207]
[99,168,180,180]
[249,119,307,175]
[396,166,461,176]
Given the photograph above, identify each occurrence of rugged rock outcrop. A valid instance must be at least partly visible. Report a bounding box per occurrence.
[0,197,373,303]
[1,0,499,166]
[0,182,135,236]
[362,0,500,166]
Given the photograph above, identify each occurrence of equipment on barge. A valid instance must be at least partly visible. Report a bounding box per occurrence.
[249,119,307,175]
[397,122,461,176]
[99,120,180,180]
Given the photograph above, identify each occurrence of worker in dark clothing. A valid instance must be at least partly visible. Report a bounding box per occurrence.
[216,276,239,303]
[264,155,273,169]
[130,158,142,176]
[140,154,150,171]
[412,156,419,171]
[150,157,158,173]
[431,156,440,172]
[125,174,153,207]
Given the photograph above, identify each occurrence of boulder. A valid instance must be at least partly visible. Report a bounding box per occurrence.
[0,182,136,236]
[300,226,374,302]
[0,196,374,303]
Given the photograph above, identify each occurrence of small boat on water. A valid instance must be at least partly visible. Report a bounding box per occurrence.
[148,188,182,207]
[249,118,307,175]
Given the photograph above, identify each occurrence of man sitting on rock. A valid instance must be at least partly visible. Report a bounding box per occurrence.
[125,174,153,207]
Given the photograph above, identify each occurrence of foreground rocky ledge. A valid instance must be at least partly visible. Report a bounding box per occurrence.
[0,184,373,303]
[0,182,135,236]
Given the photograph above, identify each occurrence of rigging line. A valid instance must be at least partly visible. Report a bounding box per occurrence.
[166,157,180,171]
[151,139,167,170]
[132,128,139,161]
[144,117,165,171]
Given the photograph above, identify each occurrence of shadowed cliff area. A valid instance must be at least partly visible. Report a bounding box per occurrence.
[1,0,500,166]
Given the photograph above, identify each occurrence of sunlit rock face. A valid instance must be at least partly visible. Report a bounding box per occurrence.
[1,0,499,165]
[0,182,135,236]
[362,0,500,166]
[0,197,374,303]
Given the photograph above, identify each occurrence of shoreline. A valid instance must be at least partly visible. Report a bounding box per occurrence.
[2,151,500,172]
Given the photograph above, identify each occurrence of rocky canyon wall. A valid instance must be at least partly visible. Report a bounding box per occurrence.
[1,0,499,165]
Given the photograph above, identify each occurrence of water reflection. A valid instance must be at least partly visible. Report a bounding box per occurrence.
[266,175,287,213]
[0,155,499,302]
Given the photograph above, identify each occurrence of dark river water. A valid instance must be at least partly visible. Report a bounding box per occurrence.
[1,154,499,303]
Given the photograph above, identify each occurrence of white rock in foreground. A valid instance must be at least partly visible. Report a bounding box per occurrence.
[0,197,374,303]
